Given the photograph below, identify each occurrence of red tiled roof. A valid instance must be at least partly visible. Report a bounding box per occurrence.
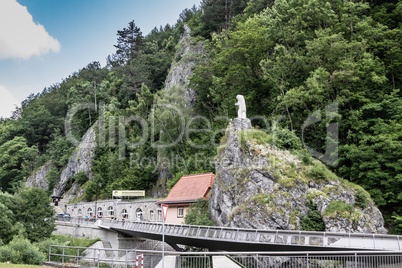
[157,173,215,204]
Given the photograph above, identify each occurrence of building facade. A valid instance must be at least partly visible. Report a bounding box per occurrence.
[157,173,215,224]
[65,198,162,222]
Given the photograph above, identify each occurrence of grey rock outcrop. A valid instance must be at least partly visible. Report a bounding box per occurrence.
[210,118,387,234]
[52,124,97,197]
[149,25,207,198]
[26,161,53,191]
[165,24,206,107]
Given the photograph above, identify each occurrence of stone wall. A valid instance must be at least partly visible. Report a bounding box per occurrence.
[65,199,162,223]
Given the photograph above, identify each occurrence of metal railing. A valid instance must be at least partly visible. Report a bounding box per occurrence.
[98,219,402,251]
[56,216,100,225]
[48,246,402,268]
[229,252,402,268]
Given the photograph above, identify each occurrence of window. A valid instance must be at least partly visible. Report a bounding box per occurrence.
[97,207,103,217]
[136,208,143,221]
[121,209,128,220]
[158,210,162,221]
[177,207,184,218]
[87,208,93,217]
[78,209,82,216]
[107,206,114,217]
[150,210,154,221]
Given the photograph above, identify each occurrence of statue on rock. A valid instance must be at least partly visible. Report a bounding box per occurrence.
[235,95,247,119]
[233,95,251,130]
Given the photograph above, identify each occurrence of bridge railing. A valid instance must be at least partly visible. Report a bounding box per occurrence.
[99,219,402,251]
[56,216,99,225]
[47,245,402,268]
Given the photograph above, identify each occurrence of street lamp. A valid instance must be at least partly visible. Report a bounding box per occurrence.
[94,182,102,219]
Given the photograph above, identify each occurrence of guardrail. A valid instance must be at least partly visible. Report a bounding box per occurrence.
[56,216,99,225]
[99,219,402,251]
[48,245,402,268]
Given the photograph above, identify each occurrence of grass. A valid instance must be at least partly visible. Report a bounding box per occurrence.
[0,264,45,268]
[323,201,354,218]
[51,235,100,248]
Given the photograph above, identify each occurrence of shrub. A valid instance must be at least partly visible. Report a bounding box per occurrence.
[4,237,45,265]
[75,171,89,186]
[246,129,272,145]
[391,214,402,235]
[324,201,354,218]
[273,128,302,150]
[355,189,368,208]
[298,149,313,165]
[300,202,325,231]
[184,199,215,226]
[308,162,327,181]
[0,246,22,263]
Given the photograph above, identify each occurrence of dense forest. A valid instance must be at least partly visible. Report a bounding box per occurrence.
[0,0,401,234]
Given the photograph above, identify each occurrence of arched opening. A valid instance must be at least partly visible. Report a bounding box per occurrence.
[136,208,143,221]
[87,208,93,218]
[107,206,114,217]
[121,209,128,220]
[97,207,103,218]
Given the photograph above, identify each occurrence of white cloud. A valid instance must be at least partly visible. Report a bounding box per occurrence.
[0,0,61,60]
[0,86,19,118]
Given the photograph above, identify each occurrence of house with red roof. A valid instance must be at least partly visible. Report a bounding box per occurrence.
[157,172,215,224]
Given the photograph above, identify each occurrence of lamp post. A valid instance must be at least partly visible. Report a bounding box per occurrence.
[94,182,102,219]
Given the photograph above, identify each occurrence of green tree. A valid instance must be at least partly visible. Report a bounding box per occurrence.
[14,187,56,242]
[184,199,215,226]
[110,20,144,66]
[0,136,35,192]
[0,192,18,244]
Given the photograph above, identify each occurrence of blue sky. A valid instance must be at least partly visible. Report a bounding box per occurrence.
[0,0,200,118]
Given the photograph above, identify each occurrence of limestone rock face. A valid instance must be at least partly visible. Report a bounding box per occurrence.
[150,167,173,198]
[149,25,206,198]
[26,161,53,191]
[165,24,206,107]
[52,124,96,197]
[210,119,387,234]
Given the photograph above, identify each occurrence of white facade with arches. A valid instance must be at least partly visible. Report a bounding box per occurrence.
[65,199,161,222]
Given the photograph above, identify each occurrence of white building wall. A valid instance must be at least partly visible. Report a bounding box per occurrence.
[65,198,162,222]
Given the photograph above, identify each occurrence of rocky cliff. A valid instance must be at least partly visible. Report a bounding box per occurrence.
[165,24,206,107]
[52,124,96,197]
[150,25,207,198]
[26,161,53,191]
[210,118,387,234]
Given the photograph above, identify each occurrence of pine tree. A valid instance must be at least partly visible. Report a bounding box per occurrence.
[111,20,144,65]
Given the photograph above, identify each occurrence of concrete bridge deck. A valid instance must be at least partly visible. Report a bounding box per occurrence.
[97,219,401,252]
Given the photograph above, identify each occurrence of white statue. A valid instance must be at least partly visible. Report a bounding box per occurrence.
[235,95,247,119]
